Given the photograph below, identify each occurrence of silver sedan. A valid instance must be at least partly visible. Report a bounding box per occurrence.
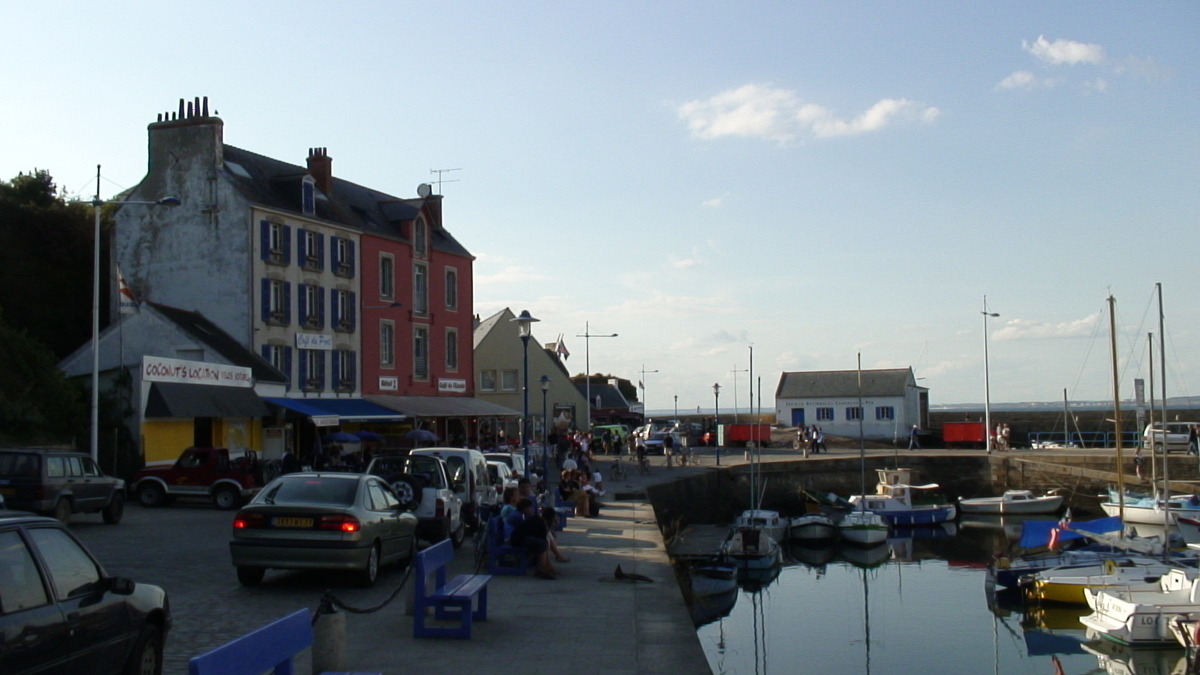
[229,472,418,587]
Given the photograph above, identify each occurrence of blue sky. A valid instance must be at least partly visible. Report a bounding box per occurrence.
[5,2,1198,411]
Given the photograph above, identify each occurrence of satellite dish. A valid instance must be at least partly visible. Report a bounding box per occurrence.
[416,183,433,198]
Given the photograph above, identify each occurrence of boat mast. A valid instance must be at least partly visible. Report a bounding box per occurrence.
[1148,333,1157,488]
[858,353,866,506]
[1108,295,1125,526]
[1157,283,1168,504]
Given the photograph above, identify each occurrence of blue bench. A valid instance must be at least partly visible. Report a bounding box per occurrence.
[413,539,491,638]
[188,609,379,675]
[486,514,534,575]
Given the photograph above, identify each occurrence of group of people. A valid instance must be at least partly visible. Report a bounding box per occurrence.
[798,425,827,454]
[557,468,604,518]
[498,483,572,580]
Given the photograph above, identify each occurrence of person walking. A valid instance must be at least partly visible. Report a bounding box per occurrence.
[908,425,921,451]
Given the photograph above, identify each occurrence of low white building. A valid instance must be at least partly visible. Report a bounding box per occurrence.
[774,368,928,441]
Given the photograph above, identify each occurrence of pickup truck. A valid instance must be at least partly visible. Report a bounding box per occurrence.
[133,446,263,510]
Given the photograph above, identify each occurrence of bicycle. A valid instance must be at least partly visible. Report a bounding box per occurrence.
[610,455,627,481]
[637,449,651,475]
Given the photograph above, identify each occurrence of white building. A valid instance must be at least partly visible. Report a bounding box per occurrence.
[774,368,928,441]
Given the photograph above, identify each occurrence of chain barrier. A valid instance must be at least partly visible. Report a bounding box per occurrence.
[312,564,414,625]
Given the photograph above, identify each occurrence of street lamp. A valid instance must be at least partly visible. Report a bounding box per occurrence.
[981,296,1000,455]
[90,165,179,465]
[638,365,658,426]
[674,394,678,420]
[713,383,721,465]
[729,366,747,424]
[511,310,539,478]
[539,375,551,482]
[576,322,617,431]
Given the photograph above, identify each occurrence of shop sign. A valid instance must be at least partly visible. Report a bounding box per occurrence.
[379,377,399,391]
[295,333,333,350]
[142,355,252,387]
[438,379,467,393]
[312,416,339,427]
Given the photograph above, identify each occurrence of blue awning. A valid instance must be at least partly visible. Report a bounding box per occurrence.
[264,398,407,423]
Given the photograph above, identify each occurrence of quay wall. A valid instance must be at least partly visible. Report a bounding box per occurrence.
[643,453,1200,536]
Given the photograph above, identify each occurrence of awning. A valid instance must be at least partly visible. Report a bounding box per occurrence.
[366,395,520,418]
[264,397,408,424]
[145,382,269,418]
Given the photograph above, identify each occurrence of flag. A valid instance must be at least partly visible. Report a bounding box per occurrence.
[555,334,570,360]
[117,265,139,314]
[1048,509,1072,550]
[638,381,644,389]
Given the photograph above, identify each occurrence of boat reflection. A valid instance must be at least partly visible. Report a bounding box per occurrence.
[739,561,782,591]
[840,543,892,568]
[689,587,738,628]
[961,513,1058,541]
[788,541,837,569]
[1083,635,1188,675]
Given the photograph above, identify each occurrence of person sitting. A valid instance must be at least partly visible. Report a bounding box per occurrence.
[540,506,570,563]
[559,470,591,517]
[509,498,556,579]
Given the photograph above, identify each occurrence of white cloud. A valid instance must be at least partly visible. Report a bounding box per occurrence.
[995,70,1059,91]
[678,83,939,143]
[1084,78,1109,94]
[991,312,1101,341]
[702,192,731,207]
[1023,36,1105,66]
[473,265,551,285]
[668,255,702,270]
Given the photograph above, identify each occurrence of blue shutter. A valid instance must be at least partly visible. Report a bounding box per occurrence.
[298,350,309,387]
[348,291,357,332]
[282,226,292,265]
[260,221,270,261]
[297,284,308,322]
[332,350,341,387]
[284,348,293,389]
[317,352,326,389]
[260,279,270,322]
[283,283,292,324]
[349,350,357,389]
[316,234,326,271]
[316,287,326,328]
[347,240,356,277]
[297,229,307,262]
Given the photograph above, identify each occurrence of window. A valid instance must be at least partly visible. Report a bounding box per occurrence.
[875,406,895,421]
[414,326,429,380]
[333,289,355,331]
[816,407,834,421]
[0,531,48,612]
[413,263,428,315]
[29,527,101,598]
[445,268,458,310]
[300,229,322,269]
[846,407,863,421]
[262,279,291,325]
[414,216,427,256]
[446,328,458,371]
[263,344,292,381]
[380,321,395,367]
[261,221,291,264]
[299,349,325,391]
[379,255,395,300]
[333,349,356,392]
[501,369,518,392]
[299,284,324,328]
[480,370,496,391]
[332,237,355,277]
[302,176,316,215]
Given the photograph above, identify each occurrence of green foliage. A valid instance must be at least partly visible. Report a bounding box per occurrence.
[0,309,87,445]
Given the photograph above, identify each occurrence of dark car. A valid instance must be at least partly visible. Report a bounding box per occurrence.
[0,449,126,524]
[0,512,170,674]
[230,472,419,587]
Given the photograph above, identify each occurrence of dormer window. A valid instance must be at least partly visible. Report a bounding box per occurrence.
[414,216,427,256]
[302,176,316,215]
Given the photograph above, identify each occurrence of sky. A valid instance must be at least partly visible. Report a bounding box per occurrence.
[5,2,1199,413]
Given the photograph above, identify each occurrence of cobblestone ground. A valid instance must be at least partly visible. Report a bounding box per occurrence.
[69,502,415,675]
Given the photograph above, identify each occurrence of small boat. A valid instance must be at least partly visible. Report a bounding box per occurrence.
[690,558,738,597]
[788,513,838,542]
[1023,557,1190,605]
[959,489,1065,515]
[838,510,889,547]
[848,468,957,526]
[720,526,783,570]
[1080,567,1200,646]
[1100,490,1200,526]
[733,509,789,544]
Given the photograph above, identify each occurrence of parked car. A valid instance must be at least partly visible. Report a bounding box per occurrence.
[132,446,263,510]
[486,460,517,494]
[1144,422,1199,454]
[0,449,126,524]
[483,451,526,479]
[0,511,171,674]
[229,472,419,587]
[411,448,499,530]
[366,453,465,547]
[642,432,669,455]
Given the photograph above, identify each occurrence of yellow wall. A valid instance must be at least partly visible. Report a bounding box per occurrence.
[143,420,194,464]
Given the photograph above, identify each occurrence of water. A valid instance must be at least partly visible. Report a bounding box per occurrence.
[693,520,1191,675]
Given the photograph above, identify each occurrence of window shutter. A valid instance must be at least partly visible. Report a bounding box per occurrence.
[282,226,292,265]
[317,352,326,387]
[316,287,326,328]
[260,221,270,261]
[298,350,308,385]
[283,283,292,324]
[347,240,356,276]
[317,234,325,271]
[349,351,357,389]
[261,345,270,361]
[297,229,307,262]
[297,284,308,320]
[260,279,270,322]
[284,348,293,388]
[348,292,357,332]
[332,350,341,386]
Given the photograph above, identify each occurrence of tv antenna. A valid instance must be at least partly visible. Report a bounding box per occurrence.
[430,168,461,194]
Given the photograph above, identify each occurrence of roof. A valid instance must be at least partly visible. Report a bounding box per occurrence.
[147,303,288,383]
[574,382,631,409]
[775,368,921,399]
[365,395,520,418]
[473,308,512,350]
[146,382,269,418]
[221,145,472,259]
[263,397,407,422]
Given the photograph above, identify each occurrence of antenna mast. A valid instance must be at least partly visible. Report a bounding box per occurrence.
[429,168,461,194]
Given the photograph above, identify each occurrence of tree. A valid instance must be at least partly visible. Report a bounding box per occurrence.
[0,309,86,445]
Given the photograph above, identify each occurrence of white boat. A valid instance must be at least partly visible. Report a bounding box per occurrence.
[959,489,1064,515]
[1100,491,1200,526]
[788,513,838,542]
[838,510,889,547]
[733,509,789,544]
[848,468,957,525]
[1081,567,1200,646]
[720,526,782,570]
[1081,637,1188,675]
[1024,557,1191,605]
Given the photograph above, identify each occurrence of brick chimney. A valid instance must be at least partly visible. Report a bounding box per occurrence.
[307,147,332,194]
[146,97,223,181]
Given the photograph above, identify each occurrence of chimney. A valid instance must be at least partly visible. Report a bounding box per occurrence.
[307,147,332,195]
[147,96,223,181]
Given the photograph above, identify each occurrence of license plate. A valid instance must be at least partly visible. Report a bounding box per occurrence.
[273,517,313,528]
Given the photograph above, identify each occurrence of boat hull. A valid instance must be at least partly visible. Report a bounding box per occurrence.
[691,562,738,597]
[838,511,889,546]
[875,505,957,526]
[788,515,838,542]
[959,495,1064,515]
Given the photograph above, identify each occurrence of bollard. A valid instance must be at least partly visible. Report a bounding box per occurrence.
[312,595,345,674]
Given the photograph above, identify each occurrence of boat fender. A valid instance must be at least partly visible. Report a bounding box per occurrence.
[1192,617,1200,648]
[1105,559,1117,575]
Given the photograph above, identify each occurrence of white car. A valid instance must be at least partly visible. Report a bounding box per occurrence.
[366,453,465,548]
[1143,422,1198,454]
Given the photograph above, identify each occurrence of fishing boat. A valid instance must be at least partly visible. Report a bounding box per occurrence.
[1100,489,1200,525]
[1022,557,1191,605]
[1080,567,1200,646]
[838,509,890,546]
[720,525,783,570]
[690,557,738,597]
[788,513,838,542]
[848,468,957,526]
[959,489,1065,515]
[733,509,789,544]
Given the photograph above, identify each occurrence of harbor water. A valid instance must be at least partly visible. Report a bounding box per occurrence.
[692,518,1190,675]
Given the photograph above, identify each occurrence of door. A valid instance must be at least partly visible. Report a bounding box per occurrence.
[791,408,805,427]
[0,529,69,674]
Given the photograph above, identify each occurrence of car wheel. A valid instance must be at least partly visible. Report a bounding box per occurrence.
[356,544,380,587]
[53,498,71,524]
[123,624,163,675]
[236,566,265,586]
[213,486,241,510]
[102,492,125,524]
[138,483,166,507]
[450,520,466,549]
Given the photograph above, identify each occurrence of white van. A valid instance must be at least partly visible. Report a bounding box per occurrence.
[411,448,499,530]
[1143,422,1199,454]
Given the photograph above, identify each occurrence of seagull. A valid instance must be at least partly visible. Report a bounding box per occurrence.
[614,565,653,583]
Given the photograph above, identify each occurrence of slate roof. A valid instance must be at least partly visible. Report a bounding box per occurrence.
[775,368,920,399]
[148,302,288,383]
[221,145,472,259]
[575,382,631,409]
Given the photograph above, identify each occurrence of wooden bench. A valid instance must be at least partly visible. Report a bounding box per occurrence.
[486,513,533,575]
[413,539,491,638]
[188,608,379,675]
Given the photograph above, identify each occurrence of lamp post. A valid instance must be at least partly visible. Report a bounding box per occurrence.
[539,375,550,483]
[511,310,539,478]
[730,366,747,424]
[713,383,721,465]
[576,322,617,431]
[981,296,1000,455]
[674,395,678,421]
[90,165,179,464]
[638,365,658,426]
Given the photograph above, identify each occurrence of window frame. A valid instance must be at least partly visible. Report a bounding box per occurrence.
[413,263,428,316]
[444,267,458,311]
[380,321,395,368]
[379,254,395,301]
[413,325,430,380]
[445,327,459,371]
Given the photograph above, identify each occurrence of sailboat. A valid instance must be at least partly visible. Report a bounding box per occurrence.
[720,369,783,570]
[839,354,890,547]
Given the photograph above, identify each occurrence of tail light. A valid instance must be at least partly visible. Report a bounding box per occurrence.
[319,515,361,533]
[435,498,445,518]
[233,512,266,529]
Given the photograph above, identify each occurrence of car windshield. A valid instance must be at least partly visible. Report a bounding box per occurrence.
[260,476,359,506]
[0,453,40,478]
